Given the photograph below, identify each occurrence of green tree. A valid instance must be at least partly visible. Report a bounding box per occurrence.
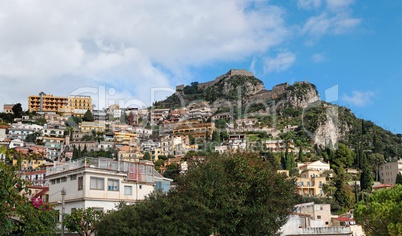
[143,151,151,160]
[355,185,402,236]
[333,167,355,211]
[64,207,104,236]
[97,152,299,236]
[12,103,23,118]
[212,130,220,143]
[83,109,94,122]
[0,147,58,235]
[396,173,402,185]
[360,153,373,192]
[333,143,354,171]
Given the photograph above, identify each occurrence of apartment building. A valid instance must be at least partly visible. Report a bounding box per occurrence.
[379,160,402,184]
[68,95,93,117]
[28,93,92,116]
[79,121,106,133]
[28,93,68,113]
[296,170,326,197]
[46,158,172,215]
[173,120,215,139]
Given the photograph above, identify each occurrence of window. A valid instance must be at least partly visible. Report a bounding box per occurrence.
[78,176,83,190]
[107,179,119,191]
[317,215,321,220]
[70,175,77,181]
[319,181,323,187]
[61,177,67,183]
[301,181,304,186]
[124,186,132,195]
[307,181,310,186]
[90,177,105,190]
[51,179,55,185]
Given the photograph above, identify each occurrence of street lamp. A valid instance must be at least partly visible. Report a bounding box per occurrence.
[61,188,66,236]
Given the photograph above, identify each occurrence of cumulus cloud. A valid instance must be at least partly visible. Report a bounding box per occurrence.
[342,91,376,107]
[0,0,289,108]
[263,51,296,73]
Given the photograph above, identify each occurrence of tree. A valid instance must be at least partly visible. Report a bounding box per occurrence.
[127,111,134,125]
[12,103,23,118]
[211,130,220,143]
[360,153,373,192]
[83,109,94,122]
[143,151,151,160]
[355,185,402,236]
[396,173,402,185]
[97,152,299,235]
[64,207,104,236]
[333,166,355,211]
[333,143,354,172]
[0,146,58,235]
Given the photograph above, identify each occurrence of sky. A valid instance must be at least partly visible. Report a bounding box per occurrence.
[0,0,401,134]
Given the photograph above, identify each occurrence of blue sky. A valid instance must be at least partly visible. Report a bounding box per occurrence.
[0,0,401,134]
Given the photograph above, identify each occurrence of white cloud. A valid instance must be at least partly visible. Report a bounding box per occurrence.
[342,91,375,107]
[0,0,289,108]
[301,0,361,39]
[312,53,326,63]
[264,51,296,73]
[297,0,322,10]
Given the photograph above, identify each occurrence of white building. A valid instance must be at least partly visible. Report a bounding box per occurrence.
[7,123,43,140]
[379,160,402,184]
[298,161,330,173]
[46,158,172,215]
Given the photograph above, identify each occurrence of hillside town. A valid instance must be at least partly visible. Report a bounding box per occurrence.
[3,76,401,235]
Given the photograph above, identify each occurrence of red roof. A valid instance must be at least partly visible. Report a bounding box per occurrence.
[334,217,354,222]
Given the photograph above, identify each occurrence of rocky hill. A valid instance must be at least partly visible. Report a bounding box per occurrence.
[154,69,402,161]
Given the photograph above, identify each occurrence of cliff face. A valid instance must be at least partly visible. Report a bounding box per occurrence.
[287,83,320,109]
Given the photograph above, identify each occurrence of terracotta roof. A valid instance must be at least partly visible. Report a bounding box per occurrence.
[333,217,354,222]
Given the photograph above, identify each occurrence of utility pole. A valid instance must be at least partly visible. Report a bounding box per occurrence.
[61,188,66,236]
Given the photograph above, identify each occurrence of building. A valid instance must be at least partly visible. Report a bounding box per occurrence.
[7,123,43,141]
[46,158,172,215]
[263,140,294,153]
[228,134,247,150]
[173,120,214,139]
[3,104,15,114]
[379,160,402,184]
[0,124,9,141]
[28,93,92,116]
[79,122,106,133]
[296,170,326,197]
[114,131,137,146]
[68,95,93,117]
[298,161,330,173]
[28,92,68,113]
[279,202,359,236]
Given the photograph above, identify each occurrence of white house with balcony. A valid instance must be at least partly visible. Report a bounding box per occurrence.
[46,157,172,215]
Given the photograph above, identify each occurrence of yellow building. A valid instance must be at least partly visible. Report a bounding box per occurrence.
[296,170,326,197]
[13,159,44,170]
[80,122,106,133]
[173,120,214,139]
[68,95,93,117]
[28,93,92,116]
[114,131,137,146]
[28,93,68,113]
